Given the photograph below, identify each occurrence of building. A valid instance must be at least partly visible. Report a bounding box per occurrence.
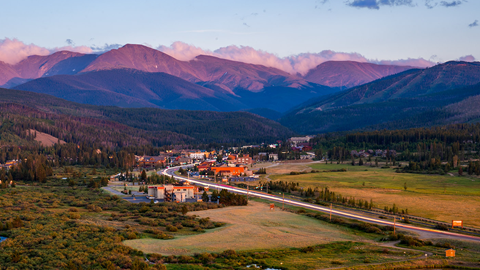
[198,161,216,171]
[269,154,279,161]
[445,249,455,257]
[289,136,314,146]
[147,184,196,202]
[175,157,192,165]
[0,160,20,171]
[136,155,168,168]
[230,176,259,182]
[300,152,316,160]
[211,165,245,176]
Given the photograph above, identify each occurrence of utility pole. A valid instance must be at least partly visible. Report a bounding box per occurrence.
[283,193,285,210]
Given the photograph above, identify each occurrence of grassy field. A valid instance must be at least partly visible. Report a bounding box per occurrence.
[124,201,363,255]
[266,162,480,227]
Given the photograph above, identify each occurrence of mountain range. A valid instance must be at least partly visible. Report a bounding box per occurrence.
[280,61,480,134]
[1,44,416,114]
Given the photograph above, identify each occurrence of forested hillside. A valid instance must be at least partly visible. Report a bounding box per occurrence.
[0,88,294,147]
[281,62,480,134]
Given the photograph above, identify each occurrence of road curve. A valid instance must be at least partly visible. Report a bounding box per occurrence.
[162,165,480,242]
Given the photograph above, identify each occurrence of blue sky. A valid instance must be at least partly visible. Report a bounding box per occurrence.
[0,0,478,72]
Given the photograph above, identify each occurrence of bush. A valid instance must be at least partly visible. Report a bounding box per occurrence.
[166,225,178,232]
[300,246,315,253]
[434,224,449,231]
[68,213,81,219]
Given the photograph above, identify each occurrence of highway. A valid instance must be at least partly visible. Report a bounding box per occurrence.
[161,165,480,242]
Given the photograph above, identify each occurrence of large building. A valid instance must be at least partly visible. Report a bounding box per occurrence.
[147,184,197,202]
[211,165,245,176]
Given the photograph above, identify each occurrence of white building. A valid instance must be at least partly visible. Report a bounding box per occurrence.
[189,152,206,160]
[147,185,196,202]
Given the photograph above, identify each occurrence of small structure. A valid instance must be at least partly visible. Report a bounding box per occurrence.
[445,249,455,257]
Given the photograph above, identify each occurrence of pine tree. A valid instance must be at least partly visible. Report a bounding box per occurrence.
[202,191,209,202]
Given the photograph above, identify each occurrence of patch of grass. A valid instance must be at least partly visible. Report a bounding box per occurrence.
[266,163,480,227]
[124,201,363,255]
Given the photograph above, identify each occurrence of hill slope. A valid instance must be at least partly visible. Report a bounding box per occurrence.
[304,61,414,89]
[281,61,480,134]
[0,88,294,145]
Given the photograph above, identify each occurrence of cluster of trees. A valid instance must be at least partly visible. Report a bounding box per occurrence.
[267,181,300,193]
[201,189,248,206]
[4,154,53,183]
[314,187,374,210]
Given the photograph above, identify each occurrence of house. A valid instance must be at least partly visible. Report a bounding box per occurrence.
[269,154,279,161]
[198,161,216,171]
[175,157,192,165]
[138,156,168,168]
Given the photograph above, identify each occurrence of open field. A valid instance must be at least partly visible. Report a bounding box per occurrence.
[124,201,363,255]
[265,162,480,227]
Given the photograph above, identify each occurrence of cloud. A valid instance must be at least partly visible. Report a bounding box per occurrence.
[425,0,437,8]
[0,38,92,65]
[374,58,435,67]
[458,55,476,62]
[426,0,466,8]
[347,0,380,9]
[469,20,478,27]
[347,0,413,9]
[440,0,463,7]
[157,41,212,61]
[90,43,123,53]
[65,39,74,45]
[157,41,434,75]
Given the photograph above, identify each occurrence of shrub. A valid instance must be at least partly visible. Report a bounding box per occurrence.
[434,224,449,231]
[69,213,81,219]
[300,246,315,253]
[166,225,178,232]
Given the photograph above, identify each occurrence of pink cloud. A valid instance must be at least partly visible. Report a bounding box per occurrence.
[0,38,50,65]
[458,55,476,62]
[0,38,93,65]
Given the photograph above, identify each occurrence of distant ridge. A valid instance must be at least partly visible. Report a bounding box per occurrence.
[303,61,414,89]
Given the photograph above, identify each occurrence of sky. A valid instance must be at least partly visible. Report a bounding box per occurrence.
[0,0,478,74]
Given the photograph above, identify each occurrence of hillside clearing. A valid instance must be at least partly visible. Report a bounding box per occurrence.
[28,129,66,147]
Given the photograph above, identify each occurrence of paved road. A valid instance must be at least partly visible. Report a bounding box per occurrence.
[162,165,480,243]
